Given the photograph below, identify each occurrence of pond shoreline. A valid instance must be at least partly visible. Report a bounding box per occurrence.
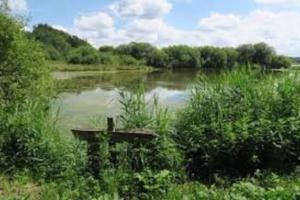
[49,62,156,72]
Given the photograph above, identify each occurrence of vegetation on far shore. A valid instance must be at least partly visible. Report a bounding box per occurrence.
[2,9,300,200]
[30,24,291,71]
[49,61,154,72]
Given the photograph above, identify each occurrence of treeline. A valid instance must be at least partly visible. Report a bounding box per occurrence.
[29,24,291,69]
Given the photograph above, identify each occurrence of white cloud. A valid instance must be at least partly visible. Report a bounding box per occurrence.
[70,12,115,44]
[255,0,300,4]
[74,12,113,31]
[109,0,172,19]
[198,13,241,31]
[5,0,27,12]
[125,18,189,45]
[51,25,67,32]
[197,10,300,56]
[52,0,300,56]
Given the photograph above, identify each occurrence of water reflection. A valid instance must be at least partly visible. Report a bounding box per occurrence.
[52,70,200,130]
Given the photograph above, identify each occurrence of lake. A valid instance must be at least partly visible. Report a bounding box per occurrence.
[52,70,208,131]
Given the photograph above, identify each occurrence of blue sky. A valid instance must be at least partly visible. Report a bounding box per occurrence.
[6,0,300,56]
[26,0,256,30]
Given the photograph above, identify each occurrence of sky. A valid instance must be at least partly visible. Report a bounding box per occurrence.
[5,0,300,56]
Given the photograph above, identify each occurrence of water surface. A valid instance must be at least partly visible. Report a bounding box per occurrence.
[52,70,202,130]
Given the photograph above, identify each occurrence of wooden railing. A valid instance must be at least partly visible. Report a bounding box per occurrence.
[71,117,158,176]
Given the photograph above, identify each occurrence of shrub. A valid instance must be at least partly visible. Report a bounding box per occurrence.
[163,45,201,68]
[163,173,300,200]
[117,54,141,66]
[94,87,183,198]
[0,13,83,180]
[174,69,300,180]
[270,55,292,69]
[0,14,50,111]
[118,87,183,172]
[67,46,100,65]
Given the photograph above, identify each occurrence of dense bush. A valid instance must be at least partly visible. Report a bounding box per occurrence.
[31,24,91,61]
[0,15,51,111]
[147,49,169,68]
[163,173,300,200]
[116,42,156,61]
[94,88,183,198]
[0,13,84,180]
[67,46,100,65]
[200,46,227,69]
[270,55,292,69]
[163,45,201,68]
[175,69,300,180]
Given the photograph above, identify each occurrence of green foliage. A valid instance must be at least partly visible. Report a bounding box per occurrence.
[236,43,284,69]
[163,174,300,200]
[163,45,201,68]
[270,55,292,69]
[237,44,256,64]
[0,12,85,181]
[119,87,152,129]
[29,24,291,70]
[116,42,156,61]
[200,46,228,69]
[133,169,174,199]
[252,43,275,68]
[117,54,141,66]
[147,49,168,68]
[223,47,239,68]
[118,86,183,170]
[98,45,115,53]
[1,14,299,199]
[0,14,50,111]
[31,24,90,61]
[175,69,300,180]
[67,46,100,65]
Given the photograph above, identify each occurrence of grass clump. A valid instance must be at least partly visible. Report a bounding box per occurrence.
[91,87,184,199]
[175,69,300,180]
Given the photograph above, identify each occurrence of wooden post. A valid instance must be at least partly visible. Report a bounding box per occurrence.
[71,129,103,177]
[87,141,100,177]
[107,117,115,132]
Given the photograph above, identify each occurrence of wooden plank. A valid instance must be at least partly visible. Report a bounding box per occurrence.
[107,117,116,132]
[71,128,104,142]
[72,128,158,142]
[110,130,158,142]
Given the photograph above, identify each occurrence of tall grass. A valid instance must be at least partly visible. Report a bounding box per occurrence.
[175,69,300,180]
[92,87,183,199]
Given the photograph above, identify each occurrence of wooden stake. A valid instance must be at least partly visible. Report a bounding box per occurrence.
[107,117,115,132]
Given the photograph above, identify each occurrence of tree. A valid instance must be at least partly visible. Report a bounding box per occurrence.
[253,42,275,68]
[117,54,140,66]
[0,13,50,110]
[67,46,100,65]
[163,45,201,68]
[147,49,168,68]
[116,42,156,61]
[200,46,227,69]
[223,47,238,68]
[31,24,91,61]
[99,45,115,53]
[270,55,291,69]
[236,44,255,65]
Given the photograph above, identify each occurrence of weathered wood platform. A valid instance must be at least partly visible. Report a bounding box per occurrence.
[71,128,158,142]
[72,117,158,143]
[71,117,158,176]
